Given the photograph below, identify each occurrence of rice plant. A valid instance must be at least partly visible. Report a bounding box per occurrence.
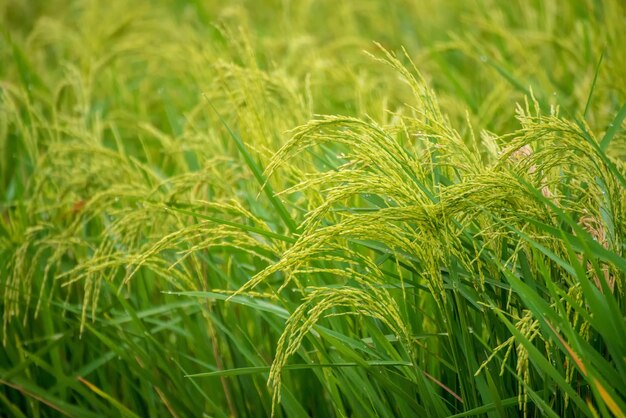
[1,0,625,417]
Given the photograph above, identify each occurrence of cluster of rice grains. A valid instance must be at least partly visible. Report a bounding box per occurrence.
[1,0,625,416]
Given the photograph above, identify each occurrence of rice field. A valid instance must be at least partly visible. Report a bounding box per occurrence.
[1,0,625,416]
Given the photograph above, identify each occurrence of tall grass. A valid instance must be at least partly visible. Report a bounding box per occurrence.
[1,0,625,416]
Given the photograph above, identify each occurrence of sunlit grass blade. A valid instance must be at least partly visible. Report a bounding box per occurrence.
[207,102,299,233]
[599,102,626,151]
